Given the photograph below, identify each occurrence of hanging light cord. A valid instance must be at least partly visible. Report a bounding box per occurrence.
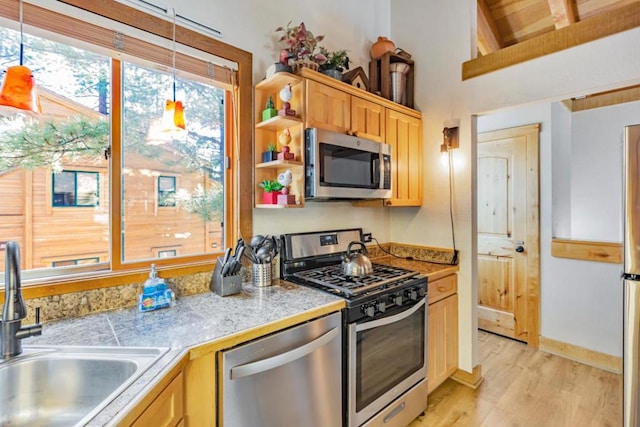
[19,0,24,65]
[171,8,177,102]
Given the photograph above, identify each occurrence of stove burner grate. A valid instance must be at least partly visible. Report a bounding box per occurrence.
[293,263,418,297]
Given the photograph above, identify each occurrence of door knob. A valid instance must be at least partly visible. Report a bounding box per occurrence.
[515,246,525,253]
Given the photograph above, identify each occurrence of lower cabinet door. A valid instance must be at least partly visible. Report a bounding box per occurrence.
[428,294,458,394]
[132,372,184,427]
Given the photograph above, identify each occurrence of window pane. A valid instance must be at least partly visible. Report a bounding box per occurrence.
[76,172,99,206]
[122,62,225,262]
[0,27,110,274]
[53,171,76,206]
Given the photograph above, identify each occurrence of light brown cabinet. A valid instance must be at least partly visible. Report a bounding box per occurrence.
[131,371,184,427]
[385,109,423,206]
[306,79,385,143]
[305,79,350,133]
[427,274,458,394]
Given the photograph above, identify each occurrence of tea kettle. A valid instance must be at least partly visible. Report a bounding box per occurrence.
[342,241,373,277]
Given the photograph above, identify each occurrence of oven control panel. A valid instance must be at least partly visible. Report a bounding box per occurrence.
[350,280,427,322]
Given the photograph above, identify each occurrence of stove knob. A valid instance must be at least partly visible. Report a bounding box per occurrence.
[406,289,418,301]
[376,301,386,313]
[390,294,403,306]
[418,287,426,297]
[363,305,376,318]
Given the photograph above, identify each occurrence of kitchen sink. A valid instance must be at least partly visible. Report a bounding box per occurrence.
[0,345,168,427]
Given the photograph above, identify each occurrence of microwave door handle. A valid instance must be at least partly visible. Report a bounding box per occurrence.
[372,155,380,186]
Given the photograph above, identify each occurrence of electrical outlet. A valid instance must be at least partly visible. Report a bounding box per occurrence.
[362,233,372,243]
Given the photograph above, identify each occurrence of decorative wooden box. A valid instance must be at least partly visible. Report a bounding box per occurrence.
[369,52,415,108]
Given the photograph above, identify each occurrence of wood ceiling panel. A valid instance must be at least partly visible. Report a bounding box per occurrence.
[477,0,639,54]
[577,0,639,19]
[495,1,555,44]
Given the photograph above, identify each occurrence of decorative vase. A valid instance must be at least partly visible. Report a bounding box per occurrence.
[321,69,343,80]
[370,36,395,59]
[262,151,279,163]
[262,191,282,204]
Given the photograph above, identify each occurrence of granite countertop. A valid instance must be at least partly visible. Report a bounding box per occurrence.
[373,256,459,281]
[27,280,344,426]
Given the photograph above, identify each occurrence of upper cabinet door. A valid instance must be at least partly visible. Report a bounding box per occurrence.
[305,80,350,134]
[385,109,423,207]
[351,97,385,143]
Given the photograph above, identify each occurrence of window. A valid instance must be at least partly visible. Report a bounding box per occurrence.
[0,0,252,288]
[52,258,100,267]
[53,171,100,207]
[158,176,177,207]
[157,250,177,258]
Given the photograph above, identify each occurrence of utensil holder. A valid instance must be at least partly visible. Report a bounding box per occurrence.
[252,262,272,287]
[210,257,242,296]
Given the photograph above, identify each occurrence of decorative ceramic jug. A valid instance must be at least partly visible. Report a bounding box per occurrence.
[370,36,396,59]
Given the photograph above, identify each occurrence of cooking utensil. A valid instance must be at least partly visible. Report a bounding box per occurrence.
[256,246,272,264]
[341,241,373,277]
[250,235,266,250]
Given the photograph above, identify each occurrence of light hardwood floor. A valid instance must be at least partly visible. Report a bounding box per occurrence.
[410,330,622,427]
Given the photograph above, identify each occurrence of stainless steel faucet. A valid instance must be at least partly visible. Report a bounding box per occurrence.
[1,241,42,359]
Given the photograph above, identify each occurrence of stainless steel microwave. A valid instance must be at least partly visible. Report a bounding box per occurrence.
[305,128,392,200]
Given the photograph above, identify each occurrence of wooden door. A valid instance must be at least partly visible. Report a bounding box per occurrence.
[477,124,539,345]
[385,109,422,206]
[305,80,350,133]
[351,96,385,142]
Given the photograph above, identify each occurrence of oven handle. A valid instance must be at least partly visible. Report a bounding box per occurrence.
[356,298,425,332]
[229,326,340,379]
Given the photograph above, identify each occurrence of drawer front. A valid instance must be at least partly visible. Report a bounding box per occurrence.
[132,372,184,427]
[428,274,457,305]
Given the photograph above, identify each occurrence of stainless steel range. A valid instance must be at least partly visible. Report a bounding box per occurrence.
[281,228,428,427]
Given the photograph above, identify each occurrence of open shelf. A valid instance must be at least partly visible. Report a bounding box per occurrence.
[256,115,303,131]
[255,203,304,209]
[256,160,303,169]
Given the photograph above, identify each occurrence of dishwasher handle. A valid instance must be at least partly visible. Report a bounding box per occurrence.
[230,326,340,380]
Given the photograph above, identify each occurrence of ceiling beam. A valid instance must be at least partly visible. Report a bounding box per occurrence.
[547,0,577,28]
[569,84,640,111]
[477,0,503,55]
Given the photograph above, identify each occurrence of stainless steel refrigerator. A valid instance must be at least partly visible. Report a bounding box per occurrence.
[624,124,640,426]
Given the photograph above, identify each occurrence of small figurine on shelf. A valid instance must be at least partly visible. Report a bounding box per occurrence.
[278,83,296,117]
[262,96,278,121]
[277,128,295,160]
[277,169,296,205]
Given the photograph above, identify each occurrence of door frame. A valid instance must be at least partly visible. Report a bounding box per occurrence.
[477,123,541,347]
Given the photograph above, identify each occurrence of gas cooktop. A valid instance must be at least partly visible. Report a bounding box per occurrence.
[280,228,427,307]
[292,263,419,298]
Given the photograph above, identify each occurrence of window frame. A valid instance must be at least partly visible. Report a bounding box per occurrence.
[0,0,253,297]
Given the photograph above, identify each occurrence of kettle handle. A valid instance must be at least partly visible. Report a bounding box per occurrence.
[347,241,367,256]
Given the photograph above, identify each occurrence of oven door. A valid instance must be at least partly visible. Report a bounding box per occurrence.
[348,298,427,427]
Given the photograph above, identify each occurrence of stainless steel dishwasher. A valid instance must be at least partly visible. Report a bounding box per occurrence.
[221,311,342,427]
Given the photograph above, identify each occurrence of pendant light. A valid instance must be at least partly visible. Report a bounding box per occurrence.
[0,0,41,114]
[146,8,186,144]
